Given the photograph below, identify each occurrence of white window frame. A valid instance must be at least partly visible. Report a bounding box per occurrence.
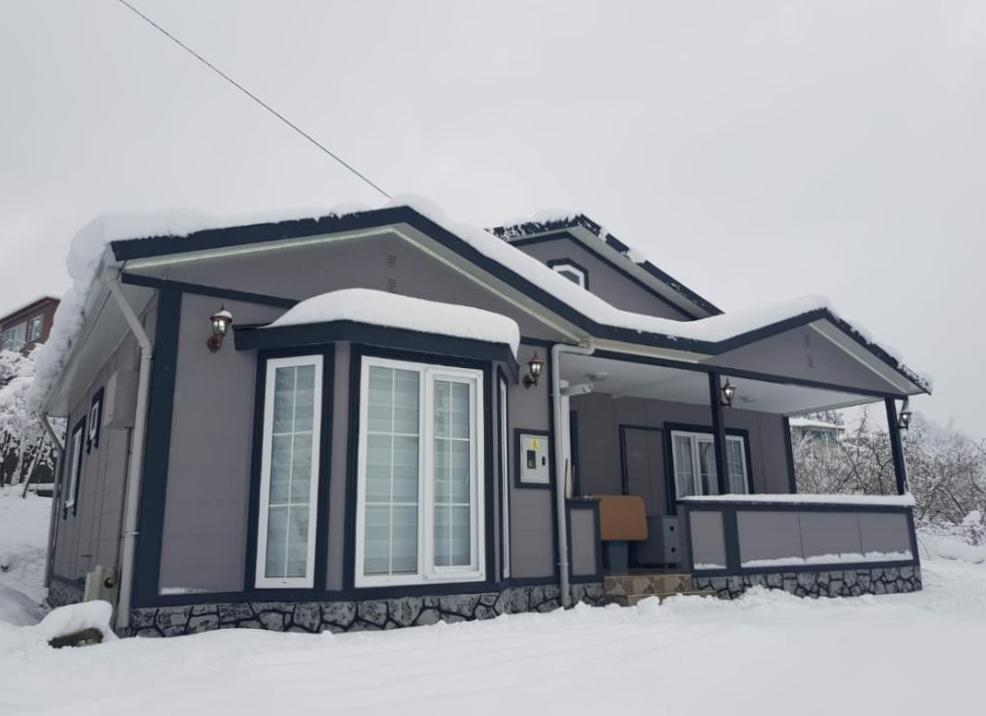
[1,322,26,352]
[354,355,486,588]
[64,420,85,510]
[551,262,587,288]
[27,315,44,342]
[499,375,511,579]
[255,354,324,589]
[670,430,749,498]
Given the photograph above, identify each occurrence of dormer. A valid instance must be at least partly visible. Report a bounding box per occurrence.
[490,214,720,322]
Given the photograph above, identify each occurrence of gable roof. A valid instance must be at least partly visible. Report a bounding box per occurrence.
[489,213,722,319]
[33,198,931,412]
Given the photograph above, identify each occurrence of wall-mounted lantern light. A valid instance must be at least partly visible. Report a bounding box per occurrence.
[207,306,233,353]
[897,398,912,431]
[720,379,736,408]
[523,352,544,389]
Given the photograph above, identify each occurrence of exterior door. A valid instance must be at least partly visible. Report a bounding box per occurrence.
[620,426,668,566]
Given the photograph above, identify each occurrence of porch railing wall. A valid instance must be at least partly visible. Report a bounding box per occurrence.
[680,498,919,576]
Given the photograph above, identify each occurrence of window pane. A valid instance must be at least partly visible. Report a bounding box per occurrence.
[363,363,420,576]
[726,438,747,494]
[263,362,318,581]
[672,434,695,498]
[433,378,473,570]
[698,440,718,495]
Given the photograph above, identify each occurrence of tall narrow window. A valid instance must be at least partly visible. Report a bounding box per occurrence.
[256,355,323,588]
[64,419,85,512]
[499,376,511,579]
[671,430,749,498]
[356,356,485,587]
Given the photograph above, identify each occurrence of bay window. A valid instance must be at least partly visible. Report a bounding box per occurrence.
[255,355,323,589]
[671,430,749,498]
[355,356,485,587]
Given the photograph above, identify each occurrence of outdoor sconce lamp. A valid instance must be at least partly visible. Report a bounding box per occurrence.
[207,305,233,353]
[523,352,544,388]
[898,398,912,431]
[720,379,736,407]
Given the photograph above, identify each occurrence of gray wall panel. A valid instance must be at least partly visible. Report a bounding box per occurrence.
[569,508,597,576]
[158,295,282,593]
[689,511,726,568]
[737,511,802,563]
[859,512,912,555]
[799,512,862,558]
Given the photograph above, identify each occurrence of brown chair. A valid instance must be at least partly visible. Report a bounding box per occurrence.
[593,494,648,571]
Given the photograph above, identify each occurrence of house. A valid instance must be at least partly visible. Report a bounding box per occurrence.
[38,202,928,636]
[1,295,59,355]
[789,416,845,445]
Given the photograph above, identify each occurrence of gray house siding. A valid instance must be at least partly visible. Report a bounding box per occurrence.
[50,297,157,584]
[157,293,283,594]
[570,392,791,499]
[513,236,693,321]
[712,324,904,396]
[139,237,563,595]
[146,232,569,343]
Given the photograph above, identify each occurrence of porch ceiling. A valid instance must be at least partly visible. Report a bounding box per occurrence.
[561,354,876,416]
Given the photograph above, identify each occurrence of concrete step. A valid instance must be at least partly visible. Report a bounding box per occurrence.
[610,590,713,607]
[602,572,693,597]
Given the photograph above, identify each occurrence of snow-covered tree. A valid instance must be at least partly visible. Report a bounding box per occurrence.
[0,348,57,488]
[793,407,986,526]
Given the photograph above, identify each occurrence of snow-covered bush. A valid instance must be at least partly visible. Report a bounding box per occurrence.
[0,349,57,487]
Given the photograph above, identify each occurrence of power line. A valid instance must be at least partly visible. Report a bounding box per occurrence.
[114,0,391,199]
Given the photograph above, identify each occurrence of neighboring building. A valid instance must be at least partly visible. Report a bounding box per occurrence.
[39,204,928,636]
[789,417,845,445]
[0,295,59,355]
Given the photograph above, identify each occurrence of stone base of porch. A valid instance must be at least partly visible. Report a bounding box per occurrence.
[692,565,922,600]
[124,582,607,638]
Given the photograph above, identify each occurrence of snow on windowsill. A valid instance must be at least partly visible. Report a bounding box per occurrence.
[679,493,916,507]
[265,288,521,357]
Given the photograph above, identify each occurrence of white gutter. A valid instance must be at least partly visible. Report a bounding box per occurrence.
[105,270,153,631]
[550,341,594,608]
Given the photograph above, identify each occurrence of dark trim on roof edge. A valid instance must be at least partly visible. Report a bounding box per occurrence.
[489,213,723,316]
[120,273,298,309]
[233,320,519,380]
[109,206,927,393]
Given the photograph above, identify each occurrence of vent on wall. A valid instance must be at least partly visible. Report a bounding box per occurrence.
[387,278,397,293]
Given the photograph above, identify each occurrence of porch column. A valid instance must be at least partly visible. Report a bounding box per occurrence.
[885,397,909,495]
[708,372,729,495]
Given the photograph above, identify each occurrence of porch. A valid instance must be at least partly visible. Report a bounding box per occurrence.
[556,335,923,600]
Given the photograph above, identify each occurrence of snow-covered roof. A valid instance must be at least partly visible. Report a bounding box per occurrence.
[0,295,59,324]
[789,417,846,431]
[30,196,932,410]
[265,288,521,356]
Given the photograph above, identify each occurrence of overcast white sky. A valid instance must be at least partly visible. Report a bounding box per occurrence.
[1,1,983,437]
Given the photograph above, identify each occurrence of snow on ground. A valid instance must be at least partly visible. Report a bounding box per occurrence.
[0,488,50,625]
[1,488,983,715]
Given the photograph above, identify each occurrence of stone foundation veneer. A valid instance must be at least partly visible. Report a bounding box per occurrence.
[126,583,607,637]
[692,564,922,600]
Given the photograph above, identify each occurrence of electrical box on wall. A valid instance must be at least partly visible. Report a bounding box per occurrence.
[518,431,549,485]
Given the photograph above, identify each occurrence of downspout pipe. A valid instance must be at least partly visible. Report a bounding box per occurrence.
[105,270,153,631]
[38,414,64,589]
[551,341,594,608]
